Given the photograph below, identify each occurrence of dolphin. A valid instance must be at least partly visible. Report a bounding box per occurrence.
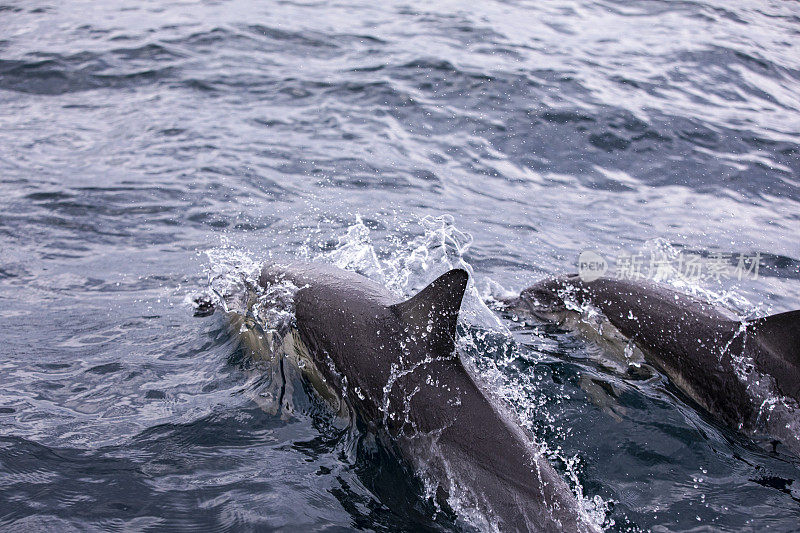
[254,262,597,533]
[503,274,800,455]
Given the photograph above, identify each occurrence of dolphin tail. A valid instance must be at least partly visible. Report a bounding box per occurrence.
[750,310,800,363]
[748,310,800,400]
[390,269,469,358]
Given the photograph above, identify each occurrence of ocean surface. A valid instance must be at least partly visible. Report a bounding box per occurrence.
[1,0,799,531]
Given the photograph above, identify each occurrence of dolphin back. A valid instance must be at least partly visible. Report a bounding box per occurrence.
[261,263,472,425]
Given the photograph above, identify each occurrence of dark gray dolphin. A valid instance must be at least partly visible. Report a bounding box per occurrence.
[259,262,597,533]
[504,274,800,455]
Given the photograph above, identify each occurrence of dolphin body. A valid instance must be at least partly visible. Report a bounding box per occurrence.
[504,274,800,455]
[257,262,596,533]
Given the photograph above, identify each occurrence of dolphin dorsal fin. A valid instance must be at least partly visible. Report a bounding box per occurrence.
[751,310,800,365]
[390,268,469,357]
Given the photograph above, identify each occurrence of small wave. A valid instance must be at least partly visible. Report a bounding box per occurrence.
[0,48,179,95]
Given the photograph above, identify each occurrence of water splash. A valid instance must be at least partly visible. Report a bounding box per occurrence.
[323,214,385,281]
[203,245,262,316]
[323,214,509,333]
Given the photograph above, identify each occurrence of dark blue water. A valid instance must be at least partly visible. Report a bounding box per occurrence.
[1,0,799,530]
